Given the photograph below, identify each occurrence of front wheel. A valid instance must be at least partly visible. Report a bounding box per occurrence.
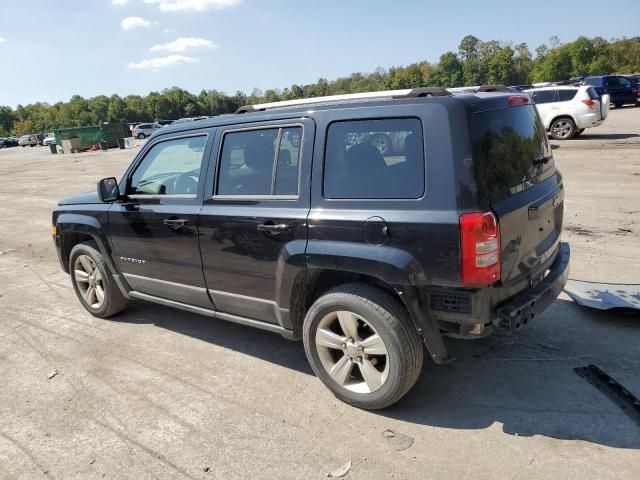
[550,117,576,140]
[303,284,423,410]
[69,241,128,318]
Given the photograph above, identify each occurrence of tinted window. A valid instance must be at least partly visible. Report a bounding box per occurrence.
[531,90,555,104]
[217,126,302,196]
[557,89,578,101]
[605,77,619,87]
[472,105,552,202]
[129,136,206,195]
[324,118,424,199]
[587,87,599,100]
[583,77,599,86]
[618,77,631,86]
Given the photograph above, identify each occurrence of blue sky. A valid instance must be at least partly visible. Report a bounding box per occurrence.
[1,0,637,107]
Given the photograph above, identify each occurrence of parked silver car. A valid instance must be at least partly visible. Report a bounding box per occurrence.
[132,123,162,139]
[18,134,38,147]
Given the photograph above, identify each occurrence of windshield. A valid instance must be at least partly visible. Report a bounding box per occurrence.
[472,105,553,202]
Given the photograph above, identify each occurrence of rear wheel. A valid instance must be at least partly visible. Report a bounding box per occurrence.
[550,117,576,140]
[303,284,423,410]
[69,241,128,318]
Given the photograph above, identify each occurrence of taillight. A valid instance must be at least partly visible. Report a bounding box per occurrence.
[582,99,596,109]
[460,212,501,287]
[508,95,529,107]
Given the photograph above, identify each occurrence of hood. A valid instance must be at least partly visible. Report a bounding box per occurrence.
[58,190,102,206]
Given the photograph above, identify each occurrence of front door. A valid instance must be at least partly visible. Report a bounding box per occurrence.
[109,132,213,308]
[198,120,314,327]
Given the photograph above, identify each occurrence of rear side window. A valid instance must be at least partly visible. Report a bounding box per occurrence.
[583,77,598,86]
[530,90,555,104]
[217,126,302,196]
[557,89,578,101]
[324,118,424,199]
[472,105,552,202]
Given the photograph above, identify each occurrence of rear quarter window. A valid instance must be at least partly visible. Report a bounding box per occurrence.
[557,89,578,101]
[472,105,552,202]
[324,118,424,199]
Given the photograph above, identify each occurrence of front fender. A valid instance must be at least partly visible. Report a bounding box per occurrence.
[55,212,118,275]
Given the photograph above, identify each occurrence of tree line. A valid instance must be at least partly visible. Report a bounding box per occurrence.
[1,35,639,137]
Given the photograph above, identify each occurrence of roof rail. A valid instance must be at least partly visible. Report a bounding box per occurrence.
[476,85,508,92]
[234,87,451,114]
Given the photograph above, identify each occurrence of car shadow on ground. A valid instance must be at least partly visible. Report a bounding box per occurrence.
[578,133,640,140]
[110,298,640,450]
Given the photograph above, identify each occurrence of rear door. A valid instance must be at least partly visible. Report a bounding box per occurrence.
[471,104,563,286]
[197,120,313,327]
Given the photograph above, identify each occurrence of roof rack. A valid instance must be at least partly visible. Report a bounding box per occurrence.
[476,85,508,92]
[234,87,451,114]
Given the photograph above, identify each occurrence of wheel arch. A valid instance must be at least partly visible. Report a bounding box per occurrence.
[56,213,116,275]
[549,114,577,129]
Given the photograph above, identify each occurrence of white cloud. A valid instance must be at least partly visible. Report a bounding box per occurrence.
[150,37,216,53]
[143,0,241,12]
[127,54,198,70]
[0,37,6,44]
[111,0,130,5]
[121,16,152,30]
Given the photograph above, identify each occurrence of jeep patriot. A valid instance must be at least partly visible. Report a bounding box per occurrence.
[52,88,570,409]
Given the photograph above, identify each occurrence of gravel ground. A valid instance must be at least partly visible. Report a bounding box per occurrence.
[0,108,639,480]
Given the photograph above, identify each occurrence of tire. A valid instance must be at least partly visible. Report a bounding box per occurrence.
[574,128,585,137]
[137,133,145,140]
[614,103,623,108]
[303,283,423,410]
[69,241,128,318]
[550,117,576,140]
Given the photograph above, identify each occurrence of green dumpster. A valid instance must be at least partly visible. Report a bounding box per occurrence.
[54,123,128,152]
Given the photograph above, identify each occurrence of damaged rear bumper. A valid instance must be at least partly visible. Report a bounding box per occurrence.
[495,242,570,332]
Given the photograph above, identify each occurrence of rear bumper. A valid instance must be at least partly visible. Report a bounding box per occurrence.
[495,242,570,331]
[575,112,602,129]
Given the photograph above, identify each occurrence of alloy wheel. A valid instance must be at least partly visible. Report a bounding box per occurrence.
[315,310,390,393]
[74,255,105,309]
[552,120,573,139]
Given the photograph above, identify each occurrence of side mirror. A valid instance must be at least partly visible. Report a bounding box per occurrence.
[98,177,120,202]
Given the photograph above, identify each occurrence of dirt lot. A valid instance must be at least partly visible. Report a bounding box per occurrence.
[1,109,639,480]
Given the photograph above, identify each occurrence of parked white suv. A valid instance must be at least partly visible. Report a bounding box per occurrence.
[524,86,610,140]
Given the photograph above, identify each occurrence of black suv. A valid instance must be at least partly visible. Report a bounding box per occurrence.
[53,88,570,409]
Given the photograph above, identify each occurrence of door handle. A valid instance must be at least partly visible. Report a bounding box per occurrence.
[163,218,189,230]
[257,223,292,234]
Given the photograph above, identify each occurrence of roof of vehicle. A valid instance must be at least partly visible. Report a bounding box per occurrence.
[524,85,587,91]
[154,88,525,137]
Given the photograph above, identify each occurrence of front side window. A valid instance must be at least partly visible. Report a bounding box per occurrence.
[324,118,424,199]
[217,126,302,196]
[129,136,206,195]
